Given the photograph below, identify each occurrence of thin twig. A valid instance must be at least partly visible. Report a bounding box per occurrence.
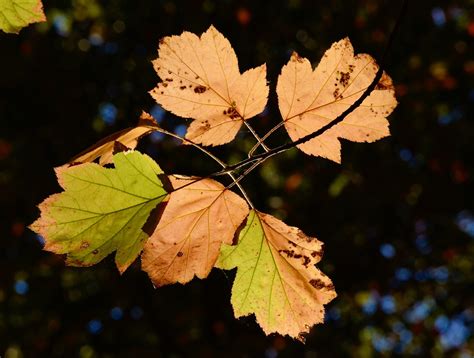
[227,157,267,190]
[150,126,255,208]
[248,121,285,156]
[243,121,270,154]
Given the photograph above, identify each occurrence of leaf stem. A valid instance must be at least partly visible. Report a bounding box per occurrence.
[150,126,255,208]
[248,121,285,157]
[243,121,270,154]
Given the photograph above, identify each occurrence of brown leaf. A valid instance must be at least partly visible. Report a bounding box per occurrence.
[150,25,268,146]
[142,176,249,287]
[277,38,397,163]
[67,112,158,166]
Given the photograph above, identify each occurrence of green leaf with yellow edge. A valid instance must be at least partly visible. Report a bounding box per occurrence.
[0,0,46,34]
[216,209,337,341]
[30,151,168,273]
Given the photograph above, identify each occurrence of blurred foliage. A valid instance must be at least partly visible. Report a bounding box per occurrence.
[0,0,473,357]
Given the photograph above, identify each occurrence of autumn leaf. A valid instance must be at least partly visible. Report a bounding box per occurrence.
[30,151,168,273]
[142,176,249,287]
[150,25,268,146]
[277,38,397,163]
[0,0,45,34]
[67,112,159,167]
[216,210,336,341]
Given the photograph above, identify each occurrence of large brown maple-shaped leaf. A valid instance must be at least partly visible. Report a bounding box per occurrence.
[142,176,249,287]
[216,210,336,341]
[150,25,268,146]
[277,38,397,163]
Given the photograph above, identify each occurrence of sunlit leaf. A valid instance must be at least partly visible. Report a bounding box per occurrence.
[142,176,249,287]
[30,151,168,273]
[0,0,45,34]
[277,38,397,163]
[150,25,268,146]
[217,210,336,341]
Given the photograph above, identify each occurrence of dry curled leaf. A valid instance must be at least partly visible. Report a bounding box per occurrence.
[142,176,249,287]
[277,38,397,163]
[216,210,336,341]
[67,112,159,166]
[150,25,268,146]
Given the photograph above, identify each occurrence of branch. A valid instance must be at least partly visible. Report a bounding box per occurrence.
[248,121,285,156]
[244,121,270,154]
[151,126,255,208]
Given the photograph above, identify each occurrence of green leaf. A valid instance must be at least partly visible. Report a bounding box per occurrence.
[0,0,46,34]
[216,210,336,341]
[30,151,168,273]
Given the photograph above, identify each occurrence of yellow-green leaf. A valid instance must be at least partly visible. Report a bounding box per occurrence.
[30,151,168,273]
[0,0,46,34]
[216,210,336,341]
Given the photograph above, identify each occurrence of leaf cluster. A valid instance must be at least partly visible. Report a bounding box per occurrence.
[30,26,397,340]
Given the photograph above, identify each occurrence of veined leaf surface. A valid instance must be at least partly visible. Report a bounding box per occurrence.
[30,151,168,273]
[217,210,336,341]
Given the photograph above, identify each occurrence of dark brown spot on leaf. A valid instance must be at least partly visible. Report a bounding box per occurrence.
[302,256,310,267]
[339,71,351,87]
[309,279,327,289]
[278,249,295,258]
[194,85,207,94]
[225,107,240,119]
[177,251,183,257]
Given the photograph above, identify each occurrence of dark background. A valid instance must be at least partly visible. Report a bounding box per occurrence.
[1,0,473,356]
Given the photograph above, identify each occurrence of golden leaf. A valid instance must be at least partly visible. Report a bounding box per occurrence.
[150,25,268,146]
[277,38,397,163]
